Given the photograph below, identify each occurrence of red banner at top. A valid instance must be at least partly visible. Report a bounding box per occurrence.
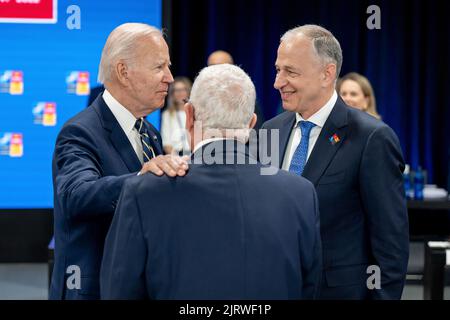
[0,0,57,23]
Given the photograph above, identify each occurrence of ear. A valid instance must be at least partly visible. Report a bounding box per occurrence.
[322,63,337,87]
[115,60,130,86]
[248,113,257,129]
[184,102,194,131]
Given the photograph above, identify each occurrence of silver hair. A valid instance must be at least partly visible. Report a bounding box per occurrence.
[281,24,343,79]
[189,64,256,130]
[97,23,161,84]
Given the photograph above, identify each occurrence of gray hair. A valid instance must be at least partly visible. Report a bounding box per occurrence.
[281,24,343,79]
[189,64,255,130]
[98,23,162,84]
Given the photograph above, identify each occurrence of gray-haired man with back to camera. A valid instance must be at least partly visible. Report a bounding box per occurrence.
[101,64,322,299]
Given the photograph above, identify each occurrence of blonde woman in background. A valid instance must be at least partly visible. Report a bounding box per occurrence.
[161,76,192,155]
[337,72,381,119]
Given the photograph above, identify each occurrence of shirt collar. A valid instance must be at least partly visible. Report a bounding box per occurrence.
[193,137,234,154]
[295,90,338,128]
[102,89,138,134]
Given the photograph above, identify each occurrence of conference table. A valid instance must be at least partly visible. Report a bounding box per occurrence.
[408,197,450,237]
[407,199,450,210]
[407,198,450,300]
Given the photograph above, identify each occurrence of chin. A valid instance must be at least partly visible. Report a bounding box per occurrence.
[154,100,165,109]
[281,102,297,112]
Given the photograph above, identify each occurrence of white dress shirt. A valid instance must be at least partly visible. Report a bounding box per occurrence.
[192,137,233,154]
[102,89,144,164]
[282,91,338,171]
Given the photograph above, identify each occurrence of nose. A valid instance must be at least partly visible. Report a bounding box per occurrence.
[164,67,174,84]
[274,72,286,90]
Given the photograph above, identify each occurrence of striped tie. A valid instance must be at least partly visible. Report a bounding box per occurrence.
[134,118,156,162]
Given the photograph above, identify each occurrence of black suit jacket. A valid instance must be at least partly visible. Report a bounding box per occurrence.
[101,141,322,299]
[261,97,409,299]
[50,94,162,299]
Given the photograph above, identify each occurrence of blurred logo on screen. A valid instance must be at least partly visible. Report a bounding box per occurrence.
[0,132,23,157]
[33,102,57,126]
[66,71,90,95]
[0,70,24,95]
[0,0,57,24]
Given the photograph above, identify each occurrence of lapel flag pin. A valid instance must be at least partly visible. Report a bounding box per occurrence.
[329,133,340,145]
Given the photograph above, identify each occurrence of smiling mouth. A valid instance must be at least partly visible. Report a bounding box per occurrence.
[280,91,295,99]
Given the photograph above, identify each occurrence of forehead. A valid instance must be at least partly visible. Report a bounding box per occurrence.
[276,36,316,66]
[341,79,362,91]
[138,34,170,61]
[173,81,186,88]
[209,52,232,65]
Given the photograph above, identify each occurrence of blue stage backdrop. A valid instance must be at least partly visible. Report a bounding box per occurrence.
[0,0,162,209]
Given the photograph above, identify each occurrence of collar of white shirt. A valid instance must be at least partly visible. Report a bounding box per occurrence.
[193,137,236,154]
[295,90,338,128]
[102,89,137,134]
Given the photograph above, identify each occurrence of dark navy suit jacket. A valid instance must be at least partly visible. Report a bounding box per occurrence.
[50,94,163,299]
[261,97,409,299]
[101,141,322,299]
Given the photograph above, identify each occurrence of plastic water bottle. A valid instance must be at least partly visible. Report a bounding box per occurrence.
[403,165,411,199]
[414,166,424,200]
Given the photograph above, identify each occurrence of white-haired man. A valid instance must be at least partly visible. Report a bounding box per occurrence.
[261,24,409,299]
[101,64,322,299]
[206,49,265,129]
[50,23,188,300]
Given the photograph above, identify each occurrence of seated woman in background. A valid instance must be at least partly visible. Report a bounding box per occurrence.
[337,72,381,119]
[161,76,192,155]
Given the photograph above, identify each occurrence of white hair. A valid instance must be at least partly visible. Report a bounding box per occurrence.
[98,23,161,84]
[189,64,256,131]
[281,24,343,79]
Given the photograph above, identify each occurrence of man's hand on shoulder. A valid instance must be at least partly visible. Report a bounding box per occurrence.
[138,155,190,177]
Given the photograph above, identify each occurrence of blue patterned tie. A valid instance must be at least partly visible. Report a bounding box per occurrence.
[289,121,316,175]
[134,118,156,162]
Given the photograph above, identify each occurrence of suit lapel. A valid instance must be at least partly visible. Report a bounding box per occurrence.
[110,123,142,172]
[302,98,349,186]
[278,112,296,168]
[93,95,142,173]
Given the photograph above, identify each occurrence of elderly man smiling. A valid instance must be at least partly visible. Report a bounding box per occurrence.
[261,24,409,299]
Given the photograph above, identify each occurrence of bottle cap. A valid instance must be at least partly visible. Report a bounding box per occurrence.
[404,164,410,174]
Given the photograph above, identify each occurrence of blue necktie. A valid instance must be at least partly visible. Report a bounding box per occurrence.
[134,118,156,162]
[289,121,316,176]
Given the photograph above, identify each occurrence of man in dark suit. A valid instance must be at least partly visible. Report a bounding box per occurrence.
[87,85,104,106]
[101,64,322,299]
[261,25,409,299]
[50,23,188,300]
